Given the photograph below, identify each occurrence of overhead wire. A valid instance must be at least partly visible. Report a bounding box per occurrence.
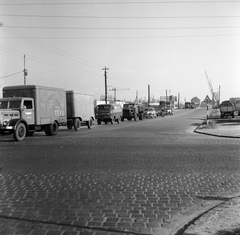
[0,25,105,80]
[1,25,104,69]
[1,14,240,19]
[0,1,239,5]
[0,46,102,77]
[1,0,239,94]
[4,25,240,30]
[0,71,23,79]
[1,34,239,39]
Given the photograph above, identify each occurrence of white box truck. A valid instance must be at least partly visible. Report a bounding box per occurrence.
[66,90,95,130]
[0,85,67,141]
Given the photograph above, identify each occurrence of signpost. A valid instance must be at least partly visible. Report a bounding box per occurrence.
[204,95,212,125]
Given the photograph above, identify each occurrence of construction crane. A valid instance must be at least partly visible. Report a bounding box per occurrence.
[205,71,218,106]
[109,87,130,102]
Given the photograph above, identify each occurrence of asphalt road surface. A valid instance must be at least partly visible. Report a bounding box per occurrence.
[0,109,240,235]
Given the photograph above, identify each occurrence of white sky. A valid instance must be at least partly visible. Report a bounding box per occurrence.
[0,0,240,103]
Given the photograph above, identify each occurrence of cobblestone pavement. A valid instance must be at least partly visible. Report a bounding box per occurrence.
[0,111,240,235]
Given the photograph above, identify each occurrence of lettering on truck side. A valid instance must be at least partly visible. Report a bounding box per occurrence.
[25,111,32,119]
[55,110,65,117]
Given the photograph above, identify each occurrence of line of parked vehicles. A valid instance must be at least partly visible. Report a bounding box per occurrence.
[0,85,174,141]
[95,102,173,125]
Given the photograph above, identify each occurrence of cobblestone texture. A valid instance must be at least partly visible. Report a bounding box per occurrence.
[0,110,240,235]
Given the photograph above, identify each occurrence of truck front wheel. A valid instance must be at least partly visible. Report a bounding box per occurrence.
[73,118,81,131]
[13,122,26,141]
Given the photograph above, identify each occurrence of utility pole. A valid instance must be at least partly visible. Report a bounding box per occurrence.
[23,55,28,85]
[178,93,180,109]
[102,67,109,104]
[148,85,150,107]
[136,91,138,104]
[113,87,116,102]
[219,85,221,106]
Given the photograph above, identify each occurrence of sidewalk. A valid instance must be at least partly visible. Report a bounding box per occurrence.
[181,109,240,235]
[194,108,240,138]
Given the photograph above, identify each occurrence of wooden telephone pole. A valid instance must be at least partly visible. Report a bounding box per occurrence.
[23,55,28,85]
[102,67,109,104]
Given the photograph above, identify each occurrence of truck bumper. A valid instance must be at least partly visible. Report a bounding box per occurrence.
[0,126,14,130]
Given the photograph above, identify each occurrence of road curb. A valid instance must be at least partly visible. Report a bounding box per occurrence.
[169,192,240,235]
[194,127,240,139]
[169,200,224,235]
[193,109,240,138]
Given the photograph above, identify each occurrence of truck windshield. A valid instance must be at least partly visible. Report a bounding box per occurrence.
[0,101,8,109]
[0,101,21,109]
[123,104,134,108]
[9,101,21,109]
[97,105,111,110]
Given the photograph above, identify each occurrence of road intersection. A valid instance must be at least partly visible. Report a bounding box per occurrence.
[0,109,239,235]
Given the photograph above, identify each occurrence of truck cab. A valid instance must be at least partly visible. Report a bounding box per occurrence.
[220,100,235,118]
[122,103,138,121]
[0,97,35,140]
[1,85,67,141]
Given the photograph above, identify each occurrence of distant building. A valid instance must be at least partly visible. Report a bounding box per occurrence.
[191,97,201,108]
[191,97,200,104]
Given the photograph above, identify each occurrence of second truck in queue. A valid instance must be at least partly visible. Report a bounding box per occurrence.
[121,103,146,121]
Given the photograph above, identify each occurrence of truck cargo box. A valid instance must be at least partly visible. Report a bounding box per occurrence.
[66,90,94,122]
[3,85,67,125]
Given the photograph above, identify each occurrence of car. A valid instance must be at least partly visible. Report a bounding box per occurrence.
[156,109,165,117]
[144,107,157,118]
[165,106,173,115]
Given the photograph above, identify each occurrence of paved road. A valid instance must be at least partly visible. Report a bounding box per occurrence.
[0,109,239,235]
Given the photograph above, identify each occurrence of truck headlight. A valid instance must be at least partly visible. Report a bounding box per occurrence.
[3,120,9,126]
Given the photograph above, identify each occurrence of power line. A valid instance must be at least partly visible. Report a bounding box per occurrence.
[0,1,239,5]
[1,14,240,19]
[0,46,101,77]
[1,34,240,39]
[0,71,23,79]
[1,25,104,69]
[4,26,240,30]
